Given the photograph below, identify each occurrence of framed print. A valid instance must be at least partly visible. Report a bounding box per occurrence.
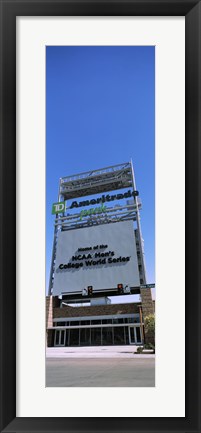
[0,0,201,432]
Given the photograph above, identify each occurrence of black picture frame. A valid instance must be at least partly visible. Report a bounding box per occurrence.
[0,0,200,432]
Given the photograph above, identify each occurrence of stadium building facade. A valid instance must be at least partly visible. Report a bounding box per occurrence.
[46,162,154,347]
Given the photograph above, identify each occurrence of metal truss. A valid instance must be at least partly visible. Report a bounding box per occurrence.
[59,162,133,200]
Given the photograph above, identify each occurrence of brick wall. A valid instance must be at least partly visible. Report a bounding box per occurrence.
[140,288,155,345]
[140,288,154,318]
[53,302,140,319]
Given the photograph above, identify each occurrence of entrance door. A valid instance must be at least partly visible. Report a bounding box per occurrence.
[129,326,142,344]
[129,327,136,344]
[54,330,66,346]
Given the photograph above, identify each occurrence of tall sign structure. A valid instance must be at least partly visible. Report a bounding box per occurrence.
[48,161,147,298]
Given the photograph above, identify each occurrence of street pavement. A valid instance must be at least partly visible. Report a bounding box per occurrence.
[46,346,155,387]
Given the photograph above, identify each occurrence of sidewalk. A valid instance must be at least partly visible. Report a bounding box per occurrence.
[46,345,155,359]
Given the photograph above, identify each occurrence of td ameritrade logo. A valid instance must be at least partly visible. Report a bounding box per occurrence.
[52,201,66,215]
[52,189,138,215]
[70,189,138,209]
[52,201,107,219]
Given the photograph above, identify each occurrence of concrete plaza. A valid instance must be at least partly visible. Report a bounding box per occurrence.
[46,346,155,387]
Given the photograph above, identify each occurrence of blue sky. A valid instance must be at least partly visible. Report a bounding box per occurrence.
[46,46,155,297]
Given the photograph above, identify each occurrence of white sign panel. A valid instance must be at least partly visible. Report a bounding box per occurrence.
[53,220,140,295]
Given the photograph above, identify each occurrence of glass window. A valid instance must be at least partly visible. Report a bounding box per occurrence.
[80,320,90,326]
[91,328,101,345]
[102,327,113,345]
[125,327,129,344]
[55,330,60,345]
[60,330,65,345]
[69,329,79,346]
[129,327,135,343]
[70,321,80,326]
[136,327,141,343]
[102,319,112,324]
[91,320,101,324]
[65,330,70,346]
[80,328,91,346]
[114,327,126,345]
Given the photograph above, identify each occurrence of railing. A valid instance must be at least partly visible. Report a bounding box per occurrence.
[60,162,130,184]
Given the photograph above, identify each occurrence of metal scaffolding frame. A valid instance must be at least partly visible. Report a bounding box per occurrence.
[59,162,133,199]
[48,161,147,295]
